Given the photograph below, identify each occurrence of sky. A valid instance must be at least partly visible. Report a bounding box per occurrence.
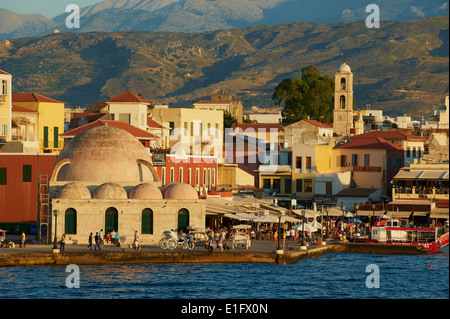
[0,0,103,18]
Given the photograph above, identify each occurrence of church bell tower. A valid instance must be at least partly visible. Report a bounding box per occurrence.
[333,63,354,136]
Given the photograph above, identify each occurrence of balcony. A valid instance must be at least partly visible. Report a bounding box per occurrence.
[392,186,449,200]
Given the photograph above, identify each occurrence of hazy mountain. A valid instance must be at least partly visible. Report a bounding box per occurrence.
[0,9,60,40]
[2,0,448,38]
[1,15,447,119]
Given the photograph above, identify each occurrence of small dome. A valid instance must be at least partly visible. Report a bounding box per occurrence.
[164,183,198,200]
[93,182,128,200]
[161,182,179,197]
[129,183,163,200]
[59,182,91,199]
[338,63,351,73]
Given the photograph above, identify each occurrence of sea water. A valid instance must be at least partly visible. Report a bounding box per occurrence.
[0,247,448,299]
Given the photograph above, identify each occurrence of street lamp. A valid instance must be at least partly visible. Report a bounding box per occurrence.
[277,211,282,253]
[53,209,59,253]
[300,210,307,250]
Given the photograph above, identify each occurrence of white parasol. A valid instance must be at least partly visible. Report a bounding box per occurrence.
[292,223,318,232]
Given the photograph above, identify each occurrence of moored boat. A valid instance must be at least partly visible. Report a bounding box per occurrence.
[348,216,449,253]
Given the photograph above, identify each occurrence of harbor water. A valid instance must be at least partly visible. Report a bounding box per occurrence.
[0,247,448,299]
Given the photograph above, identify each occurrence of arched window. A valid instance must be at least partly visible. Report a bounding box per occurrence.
[105,207,119,234]
[177,208,190,233]
[340,95,346,109]
[141,208,154,234]
[64,208,77,234]
[340,78,346,90]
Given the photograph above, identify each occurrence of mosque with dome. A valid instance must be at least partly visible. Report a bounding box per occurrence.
[48,124,205,245]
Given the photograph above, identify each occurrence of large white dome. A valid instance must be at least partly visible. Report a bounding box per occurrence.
[338,63,352,73]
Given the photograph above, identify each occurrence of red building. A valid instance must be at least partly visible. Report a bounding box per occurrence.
[0,153,57,231]
[152,154,218,196]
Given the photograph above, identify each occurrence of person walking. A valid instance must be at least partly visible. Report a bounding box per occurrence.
[99,229,104,248]
[60,234,66,253]
[94,232,101,251]
[111,229,116,245]
[87,232,93,250]
[115,231,120,247]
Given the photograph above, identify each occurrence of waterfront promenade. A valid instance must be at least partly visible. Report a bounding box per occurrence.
[0,235,433,267]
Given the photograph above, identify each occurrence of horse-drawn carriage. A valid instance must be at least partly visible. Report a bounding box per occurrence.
[231,225,251,249]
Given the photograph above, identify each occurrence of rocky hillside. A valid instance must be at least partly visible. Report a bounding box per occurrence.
[0,15,448,118]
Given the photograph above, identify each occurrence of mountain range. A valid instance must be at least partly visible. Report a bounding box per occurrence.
[0,14,447,119]
[1,0,449,39]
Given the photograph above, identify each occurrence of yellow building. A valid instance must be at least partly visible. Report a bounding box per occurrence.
[148,104,224,158]
[0,70,12,146]
[12,93,65,153]
[192,93,243,124]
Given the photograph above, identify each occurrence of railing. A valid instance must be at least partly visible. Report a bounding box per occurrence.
[393,187,449,199]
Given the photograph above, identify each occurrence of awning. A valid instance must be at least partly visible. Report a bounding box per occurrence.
[430,208,449,219]
[418,170,448,180]
[224,213,252,221]
[394,170,423,179]
[292,209,320,217]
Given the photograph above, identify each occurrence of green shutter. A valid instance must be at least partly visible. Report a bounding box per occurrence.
[64,208,77,234]
[0,168,6,185]
[141,209,153,234]
[43,126,48,148]
[23,165,32,182]
[54,127,59,148]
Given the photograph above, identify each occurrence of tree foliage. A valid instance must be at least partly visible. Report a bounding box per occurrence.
[272,66,334,124]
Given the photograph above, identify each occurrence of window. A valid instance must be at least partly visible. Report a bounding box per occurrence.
[406,148,411,157]
[340,78,346,90]
[364,154,370,167]
[0,124,9,137]
[1,80,7,95]
[340,95,346,109]
[195,168,200,186]
[296,157,302,169]
[412,148,417,158]
[203,168,207,186]
[23,165,32,182]
[263,179,271,189]
[179,167,183,183]
[53,127,59,148]
[169,121,175,133]
[340,155,347,167]
[304,179,313,192]
[212,169,216,186]
[188,168,192,185]
[272,179,280,192]
[296,179,302,193]
[43,126,49,148]
[141,208,154,234]
[184,122,188,136]
[352,154,358,166]
[306,157,312,169]
[161,167,166,185]
[119,113,131,124]
[0,167,6,185]
[285,179,292,194]
[170,167,174,183]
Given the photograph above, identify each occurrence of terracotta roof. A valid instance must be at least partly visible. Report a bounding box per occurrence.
[84,101,108,113]
[303,119,333,128]
[61,120,158,140]
[147,118,163,129]
[336,137,404,151]
[0,70,11,75]
[12,93,63,103]
[351,130,426,140]
[11,104,38,113]
[231,123,285,131]
[106,91,150,104]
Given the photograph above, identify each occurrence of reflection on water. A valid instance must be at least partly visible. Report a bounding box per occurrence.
[0,247,448,299]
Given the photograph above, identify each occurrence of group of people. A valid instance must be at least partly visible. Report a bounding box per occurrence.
[87,229,121,250]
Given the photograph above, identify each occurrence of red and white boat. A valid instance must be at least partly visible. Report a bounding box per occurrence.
[349,217,449,253]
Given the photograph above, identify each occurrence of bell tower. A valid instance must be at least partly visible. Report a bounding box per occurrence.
[333,63,354,136]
